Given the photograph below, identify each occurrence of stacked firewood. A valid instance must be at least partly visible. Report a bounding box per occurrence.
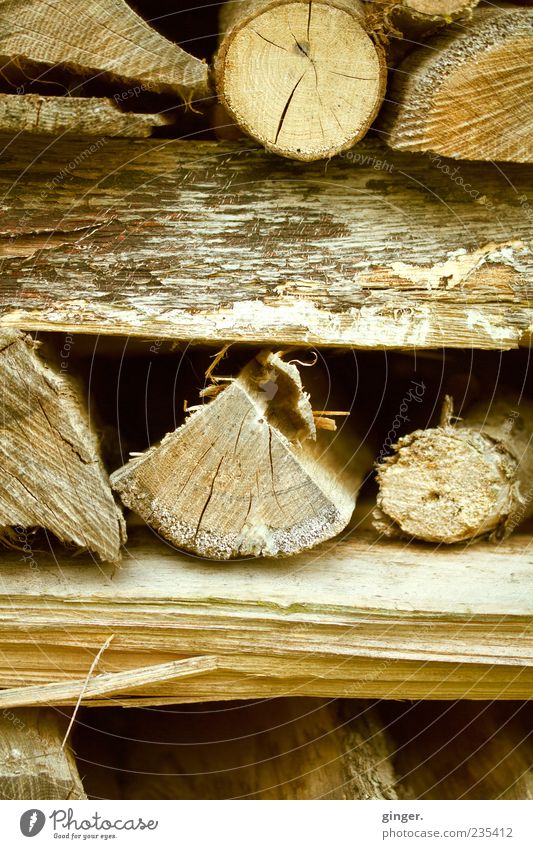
[0,0,530,162]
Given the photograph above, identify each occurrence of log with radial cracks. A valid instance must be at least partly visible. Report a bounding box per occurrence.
[0,330,125,562]
[374,395,533,544]
[111,350,365,559]
[0,0,210,104]
[0,708,86,800]
[214,0,386,160]
[382,7,533,162]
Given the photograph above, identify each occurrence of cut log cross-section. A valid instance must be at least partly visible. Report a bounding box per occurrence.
[0,708,86,800]
[0,330,125,562]
[0,0,209,103]
[111,350,365,558]
[215,0,386,160]
[374,395,533,544]
[382,7,533,162]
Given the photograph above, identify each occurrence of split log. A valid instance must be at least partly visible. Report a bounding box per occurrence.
[111,350,365,558]
[374,395,533,543]
[0,93,170,137]
[0,708,86,800]
[386,701,533,800]
[214,0,386,160]
[0,0,209,103]
[0,330,125,561]
[81,699,398,800]
[381,7,533,162]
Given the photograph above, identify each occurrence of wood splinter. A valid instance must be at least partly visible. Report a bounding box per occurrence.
[374,395,533,544]
[214,0,386,161]
[111,350,365,559]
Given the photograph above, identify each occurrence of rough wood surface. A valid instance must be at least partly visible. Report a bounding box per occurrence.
[215,0,386,160]
[0,0,209,103]
[0,330,125,561]
[0,523,533,703]
[382,8,533,162]
[0,708,86,799]
[97,699,399,799]
[374,395,533,543]
[111,351,364,558]
[0,93,170,137]
[0,136,532,349]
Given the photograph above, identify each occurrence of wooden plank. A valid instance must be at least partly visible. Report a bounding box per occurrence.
[0,135,532,349]
[0,524,532,703]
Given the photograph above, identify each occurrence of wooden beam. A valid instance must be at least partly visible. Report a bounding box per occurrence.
[0,136,532,349]
[0,524,532,703]
[0,708,86,799]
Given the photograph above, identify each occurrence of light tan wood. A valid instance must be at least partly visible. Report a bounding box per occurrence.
[0,330,125,562]
[0,523,533,703]
[374,395,533,543]
[105,699,399,799]
[0,93,170,137]
[1,136,532,350]
[111,351,365,558]
[0,708,86,800]
[0,0,209,103]
[215,0,386,160]
[382,8,533,162]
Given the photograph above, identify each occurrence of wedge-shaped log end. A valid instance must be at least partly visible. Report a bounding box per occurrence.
[111,350,357,559]
[0,330,125,562]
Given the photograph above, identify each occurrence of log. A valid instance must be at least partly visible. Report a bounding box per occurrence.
[0,0,209,103]
[374,395,533,543]
[214,0,386,160]
[0,523,532,703]
[387,701,533,800]
[0,708,86,800]
[0,330,125,561]
[1,136,532,350]
[111,350,365,558]
[381,7,533,162]
[0,93,170,137]
[80,699,398,800]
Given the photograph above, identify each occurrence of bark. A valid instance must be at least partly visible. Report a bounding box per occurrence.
[374,394,533,543]
[111,350,367,558]
[89,699,399,800]
[214,0,386,160]
[0,330,125,561]
[0,136,532,350]
[0,0,209,103]
[381,7,533,162]
[0,93,170,137]
[0,708,86,800]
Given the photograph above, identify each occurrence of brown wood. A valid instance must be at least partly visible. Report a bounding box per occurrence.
[0,136,532,350]
[0,330,125,562]
[0,0,209,104]
[111,350,366,558]
[0,93,171,137]
[0,522,532,703]
[215,0,386,160]
[381,7,533,162]
[374,394,533,543]
[0,708,86,799]
[89,699,399,799]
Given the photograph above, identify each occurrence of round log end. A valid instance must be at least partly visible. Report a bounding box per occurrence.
[215,1,385,161]
[375,428,517,543]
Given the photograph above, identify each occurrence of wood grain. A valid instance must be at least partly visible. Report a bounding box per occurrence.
[0,523,532,703]
[0,135,532,349]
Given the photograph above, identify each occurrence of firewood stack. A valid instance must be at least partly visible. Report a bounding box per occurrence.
[0,0,532,802]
